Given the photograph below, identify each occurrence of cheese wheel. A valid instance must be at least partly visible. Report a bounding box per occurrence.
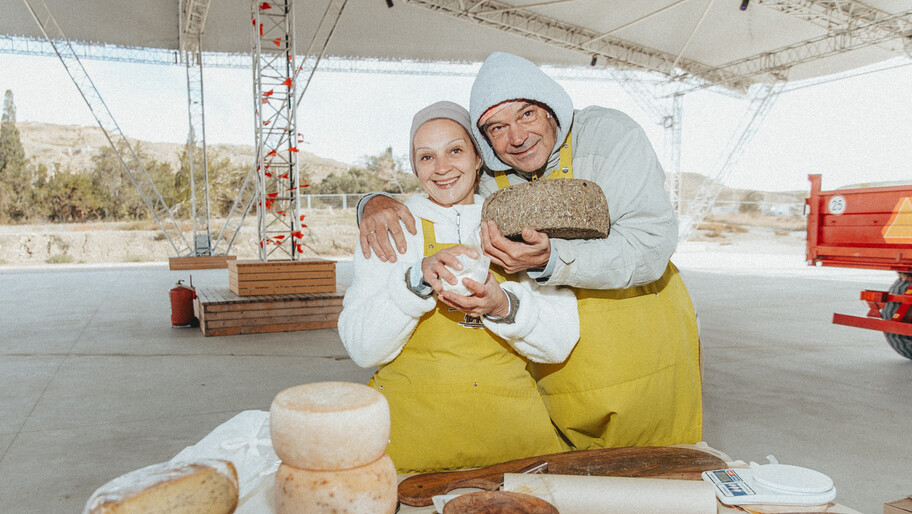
[275,454,397,514]
[270,381,390,470]
[83,459,238,514]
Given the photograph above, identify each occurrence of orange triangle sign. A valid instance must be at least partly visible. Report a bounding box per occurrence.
[882,197,912,243]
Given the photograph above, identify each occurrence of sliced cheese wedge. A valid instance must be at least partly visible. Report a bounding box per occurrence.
[84,458,238,514]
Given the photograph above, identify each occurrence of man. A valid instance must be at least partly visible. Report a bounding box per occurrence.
[359,52,701,450]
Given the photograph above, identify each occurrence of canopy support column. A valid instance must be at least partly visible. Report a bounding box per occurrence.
[662,93,684,216]
[252,0,302,261]
[678,77,787,241]
[181,0,213,255]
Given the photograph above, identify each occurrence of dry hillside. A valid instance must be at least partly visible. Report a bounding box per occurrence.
[16,121,350,182]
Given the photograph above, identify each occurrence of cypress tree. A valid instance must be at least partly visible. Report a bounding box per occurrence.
[0,90,31,221]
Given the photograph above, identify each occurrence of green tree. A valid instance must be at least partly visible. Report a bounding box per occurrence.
[0,89,34,222]
[362,146,419,193]
[739,190,763,214]
[316,166,386,194]
[90,142,173,220]
[44,169,105,222]
[177,144,255,218]
[314,147,420,195]
[90,145,144,220]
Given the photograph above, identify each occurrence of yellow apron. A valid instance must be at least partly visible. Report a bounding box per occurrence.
[494,132,703,450]
[371,218,563,473]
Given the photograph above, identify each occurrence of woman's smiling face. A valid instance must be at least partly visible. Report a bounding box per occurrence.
[412,118,482,207]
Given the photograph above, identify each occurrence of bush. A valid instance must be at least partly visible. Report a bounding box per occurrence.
[46,254,74,264]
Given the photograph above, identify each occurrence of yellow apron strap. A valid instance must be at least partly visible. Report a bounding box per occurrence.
[492,131,573,189]
[545,131,573,180]
[493,170,511,189]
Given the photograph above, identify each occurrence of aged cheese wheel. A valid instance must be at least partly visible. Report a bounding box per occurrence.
[274,454,397,514]
[84,459,238,514]
[270,381,390,470]
[481,179,610,240]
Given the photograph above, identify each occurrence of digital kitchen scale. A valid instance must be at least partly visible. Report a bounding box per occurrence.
[701,456,837,506]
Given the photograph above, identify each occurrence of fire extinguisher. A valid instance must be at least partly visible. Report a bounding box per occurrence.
[170,278,197,327]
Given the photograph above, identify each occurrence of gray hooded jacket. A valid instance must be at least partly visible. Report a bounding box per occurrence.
[470,52,678,289]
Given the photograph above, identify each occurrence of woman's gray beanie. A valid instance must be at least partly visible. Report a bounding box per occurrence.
[409,101,478,175]
[469,52,574,171]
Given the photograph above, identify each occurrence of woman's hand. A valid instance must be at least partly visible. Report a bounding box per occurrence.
[360,195,417,263]
[420,245,478,293]
[438,272,509,318]
[480,220,551,274]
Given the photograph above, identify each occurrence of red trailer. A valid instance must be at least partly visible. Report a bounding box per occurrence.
[806,174,912,360]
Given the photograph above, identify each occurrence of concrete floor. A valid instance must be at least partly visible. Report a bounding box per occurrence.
[1,250,909,513]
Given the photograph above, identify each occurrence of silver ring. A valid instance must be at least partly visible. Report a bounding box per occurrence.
[366,230,376,235]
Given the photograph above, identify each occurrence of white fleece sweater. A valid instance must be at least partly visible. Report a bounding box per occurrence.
[338,194,579,368]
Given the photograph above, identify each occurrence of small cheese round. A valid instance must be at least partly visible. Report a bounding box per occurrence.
[270,381,390,470]
[84,459,238,514]
[275,454,397,514]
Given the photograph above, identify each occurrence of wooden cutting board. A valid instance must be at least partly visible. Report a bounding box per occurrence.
[398,446,726,507]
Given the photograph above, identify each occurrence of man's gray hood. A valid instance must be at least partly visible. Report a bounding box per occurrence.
[470,52,574,171]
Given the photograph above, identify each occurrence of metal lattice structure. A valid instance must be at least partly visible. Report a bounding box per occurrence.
[213,0,348,258]
[663,93,684,214]
[399,0,754,93]
[181,0,213,255]
[21,0,193,256]
[678,77,788,241]
[251,0,304,261]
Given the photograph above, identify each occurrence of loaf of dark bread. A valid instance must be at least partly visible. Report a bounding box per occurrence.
[481,179,610,240]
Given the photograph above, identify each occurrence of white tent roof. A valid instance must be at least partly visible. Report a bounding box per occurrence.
[4,0,911,92]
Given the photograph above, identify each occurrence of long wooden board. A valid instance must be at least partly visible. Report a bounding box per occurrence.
[398,446,726,507]
[169,255,237,270]
[196,287,344,336]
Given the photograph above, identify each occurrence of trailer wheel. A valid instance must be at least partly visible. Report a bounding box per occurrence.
[882,278,912,360]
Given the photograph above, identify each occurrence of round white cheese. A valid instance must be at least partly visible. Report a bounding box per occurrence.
[269,381,390,470]
[274,454,397,514]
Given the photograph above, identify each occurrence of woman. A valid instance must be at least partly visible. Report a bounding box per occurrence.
[338,101,579,473]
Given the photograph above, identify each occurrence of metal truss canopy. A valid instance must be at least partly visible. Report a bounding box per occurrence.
[400,0,912,93]
[2,1,910,93]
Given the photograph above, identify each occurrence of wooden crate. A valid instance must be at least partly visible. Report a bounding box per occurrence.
[169,255,237,270]
[228,259,336,296]
[195,287,344,337]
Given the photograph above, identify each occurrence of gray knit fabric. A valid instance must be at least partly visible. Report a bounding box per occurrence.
[469,52,574,172]
[409,101,478,175]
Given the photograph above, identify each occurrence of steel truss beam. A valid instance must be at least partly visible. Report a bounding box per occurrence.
[180,0,212,54]
[758,0,912,53]
[251,0,304,261]
[402,0,912,93]
[678,78,787,241]
[677,7,912,93]
[215,0,348,258]
[401,0,744,91]
[0,34,676,85]
[22,0,192,256]
[663,94,683,215]
[181,0,213,255]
